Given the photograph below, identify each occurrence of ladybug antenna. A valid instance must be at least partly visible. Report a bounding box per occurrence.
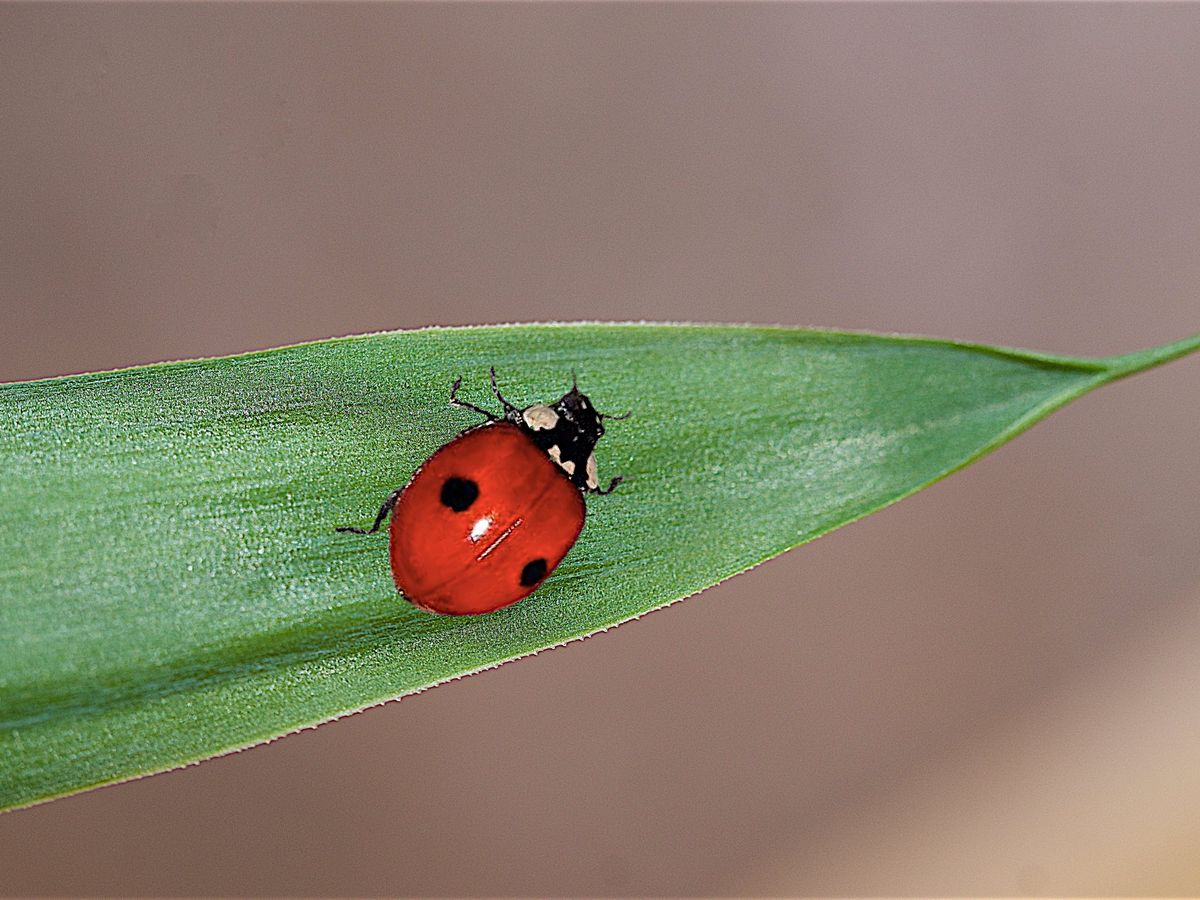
[599,409,631,422]
[571,368,578,392]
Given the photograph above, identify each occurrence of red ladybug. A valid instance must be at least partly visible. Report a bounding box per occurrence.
[338,369,626,615]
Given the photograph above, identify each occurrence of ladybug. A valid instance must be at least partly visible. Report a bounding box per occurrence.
[338,369,626,615]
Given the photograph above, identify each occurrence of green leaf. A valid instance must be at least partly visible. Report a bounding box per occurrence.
[1,324,1196,812]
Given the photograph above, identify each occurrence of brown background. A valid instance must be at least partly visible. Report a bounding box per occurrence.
[2,3,1199,896]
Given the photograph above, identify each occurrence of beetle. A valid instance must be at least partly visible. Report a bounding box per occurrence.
[338,369,626,615]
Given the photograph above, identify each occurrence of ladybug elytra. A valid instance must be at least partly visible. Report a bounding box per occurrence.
[338,369,625,615]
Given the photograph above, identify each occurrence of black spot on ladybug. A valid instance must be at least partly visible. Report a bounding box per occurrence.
[440,476,479,512]
[520,558,548,587]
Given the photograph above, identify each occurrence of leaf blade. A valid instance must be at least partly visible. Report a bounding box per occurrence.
[0,324,1193,810]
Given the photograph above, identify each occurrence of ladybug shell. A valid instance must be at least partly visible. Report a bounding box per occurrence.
[389,421,586,615]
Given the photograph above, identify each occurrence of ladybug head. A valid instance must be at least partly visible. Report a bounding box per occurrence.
[552,384,606,444]
[500,371,628,492]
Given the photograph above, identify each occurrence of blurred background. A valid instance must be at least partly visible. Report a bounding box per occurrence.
[1,3,1199,895]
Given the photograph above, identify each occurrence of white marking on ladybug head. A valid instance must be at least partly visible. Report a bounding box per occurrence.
[469,517,492,543]
[547,444,575,475]
[585,453,598,490]
[522,405,559,431]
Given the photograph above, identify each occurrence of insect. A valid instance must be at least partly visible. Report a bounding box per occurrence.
[338,369,626,615]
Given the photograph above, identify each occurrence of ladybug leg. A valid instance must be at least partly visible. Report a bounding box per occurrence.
[449,376,497,421]
[336,489,403,535]
[590,475,624,495]
[489,366,520,416]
